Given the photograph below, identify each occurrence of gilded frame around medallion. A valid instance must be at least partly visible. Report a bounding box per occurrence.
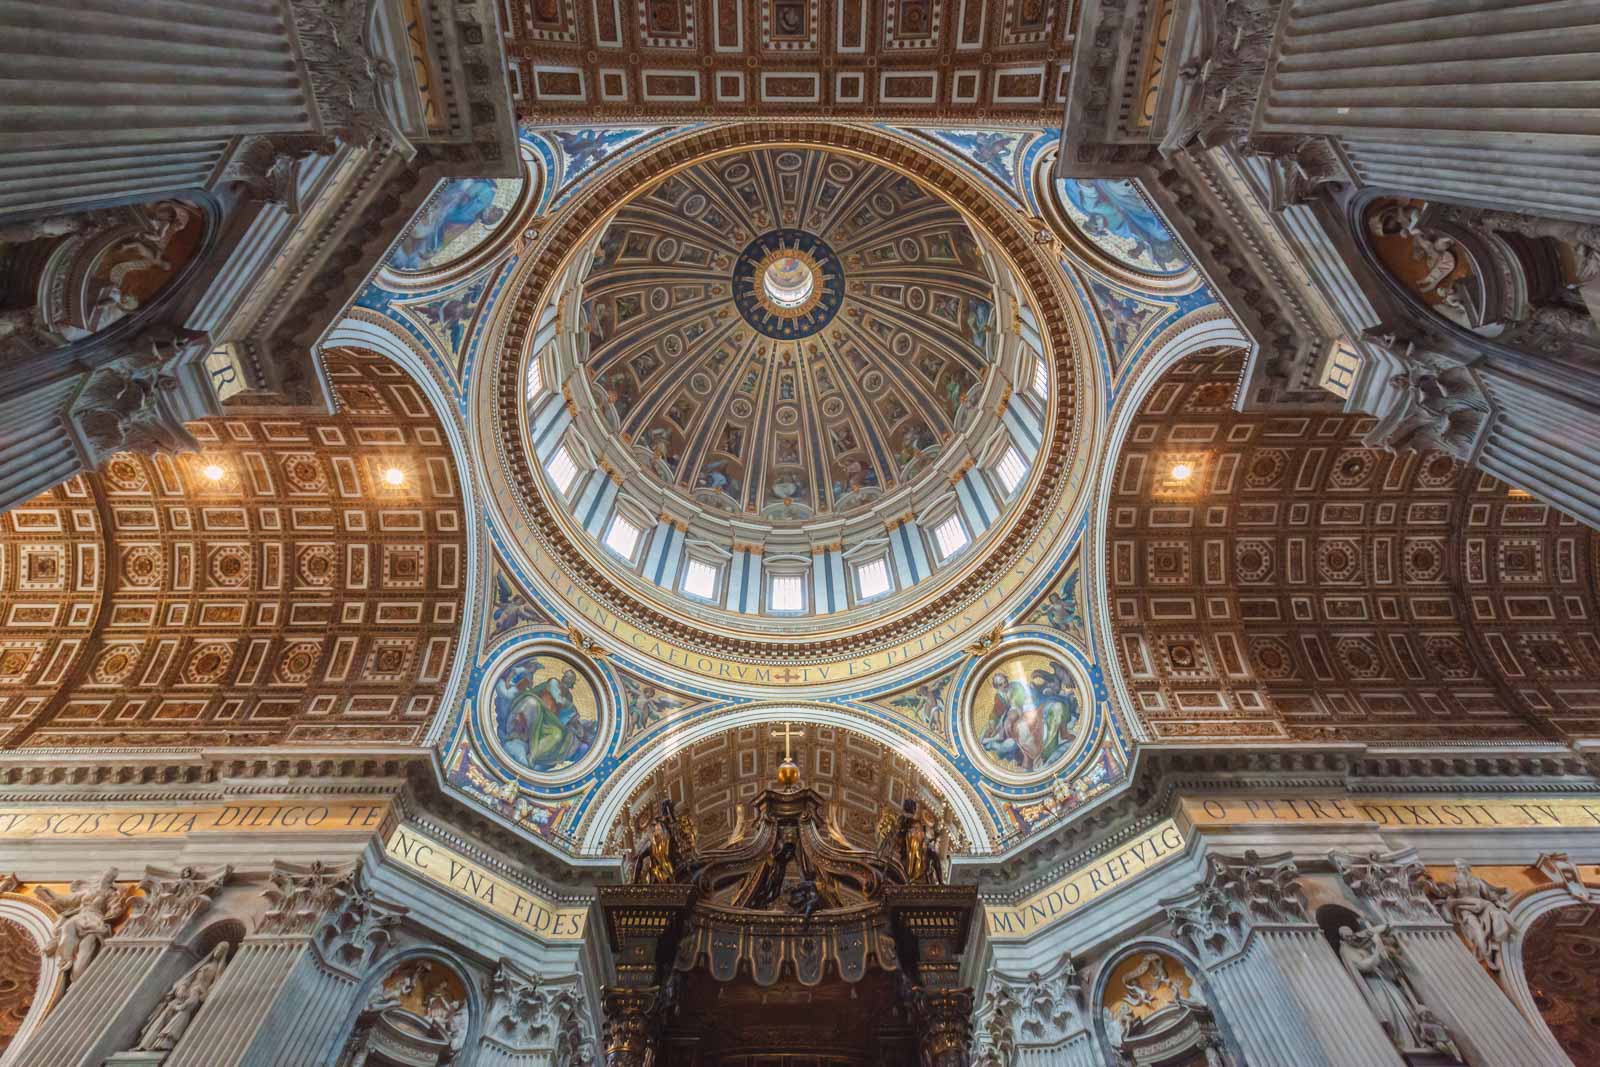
[474,639,612,787]
[958,637,1096,787]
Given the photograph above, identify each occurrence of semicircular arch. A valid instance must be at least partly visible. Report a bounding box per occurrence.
[578,701,997,853]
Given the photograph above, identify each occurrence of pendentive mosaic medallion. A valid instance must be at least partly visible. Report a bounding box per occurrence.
[390,176,523,273]
[733,228,845,339]
[485,650,603,776]
[963,649,1089,781]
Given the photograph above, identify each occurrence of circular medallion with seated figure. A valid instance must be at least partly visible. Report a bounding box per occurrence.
[961,647,1093,783]
[733,228,844,338]
[481,648,606,780]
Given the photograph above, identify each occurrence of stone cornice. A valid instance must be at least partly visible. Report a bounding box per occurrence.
[0,751,416,803]
[959,742,1600,893]
[395,756,621,891]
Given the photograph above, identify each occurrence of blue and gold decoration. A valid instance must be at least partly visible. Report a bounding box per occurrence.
[733,228,845,339]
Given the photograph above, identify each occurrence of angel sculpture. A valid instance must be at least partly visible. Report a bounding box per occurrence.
[631,799,694,885]
[35,869,135,985]
[891,799,945,885]
[134,942,231,1051]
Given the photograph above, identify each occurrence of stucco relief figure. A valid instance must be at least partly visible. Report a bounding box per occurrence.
[1337,922,1459,1057]
[58,201,203,343]
[134,942,231,1051]
[1434,860,1515,972]
[35,869,134,985]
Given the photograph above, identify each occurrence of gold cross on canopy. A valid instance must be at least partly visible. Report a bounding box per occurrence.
[772,721,803,760]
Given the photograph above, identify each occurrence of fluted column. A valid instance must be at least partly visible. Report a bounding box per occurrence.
[1257,0,1600,221]
[162,861,404,1067]
[19,941,180,1067]
[1333,851,1573,1067]
[1165,850,1403,1067]
[0,0,313,216]
[1473,367,1600,530]
[1396,928,1572,1067]
[1356,331,1600,531]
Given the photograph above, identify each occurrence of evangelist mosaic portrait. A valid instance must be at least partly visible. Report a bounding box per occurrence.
[390,175,523,273]
[1056,178,1187,276]
[966,651,1088,779]
[486,652,601,776]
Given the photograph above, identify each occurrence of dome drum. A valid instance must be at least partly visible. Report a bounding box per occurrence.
[521,146,1058,628]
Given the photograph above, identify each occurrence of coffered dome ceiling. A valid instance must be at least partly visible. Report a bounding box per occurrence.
[487,124,1094,694]
[579,148,1001,524]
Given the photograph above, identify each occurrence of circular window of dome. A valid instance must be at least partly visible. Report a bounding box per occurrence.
[488,127,1094,690]
[733,230,843,336]
[762,256,814,308]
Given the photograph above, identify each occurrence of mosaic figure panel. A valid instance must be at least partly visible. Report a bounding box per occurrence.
[488,651,601,774]
[967,650,1086,778]
[1056,179,1187,275]
[390,176,523,273]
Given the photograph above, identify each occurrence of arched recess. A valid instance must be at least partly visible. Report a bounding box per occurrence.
[578,703,996,854]
[333,948,482,1067]
[1085,311,1252,742]
[1100,347,1600,744]
[0,346,471,750]
[1503,886,1600,1062]
[1089,938,1241,1066]
[0,894,63,1067]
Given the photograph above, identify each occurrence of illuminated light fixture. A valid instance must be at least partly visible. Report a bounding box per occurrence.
[1170,463,1194,481]
[383,466,406,486]
[201,464,225,482]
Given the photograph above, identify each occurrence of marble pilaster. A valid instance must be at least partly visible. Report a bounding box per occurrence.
[1257,0,1600,222]
[11,865,232,1067]
[1333,850,1572,1067]
[161,860,404,1067]
[476,957,596,1067]
[1165,850,1403,1067]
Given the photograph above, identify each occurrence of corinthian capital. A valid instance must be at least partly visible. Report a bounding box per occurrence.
[1165,850,1308,964]
[287,0,411,156]
[1330,849,1441,924]
[120,864,232,939]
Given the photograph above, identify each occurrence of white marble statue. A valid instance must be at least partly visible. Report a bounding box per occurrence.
[134,942,231,1051]
[1437,859,1515,972]
[1337,921,1457,1056]
[35,869,135,985]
